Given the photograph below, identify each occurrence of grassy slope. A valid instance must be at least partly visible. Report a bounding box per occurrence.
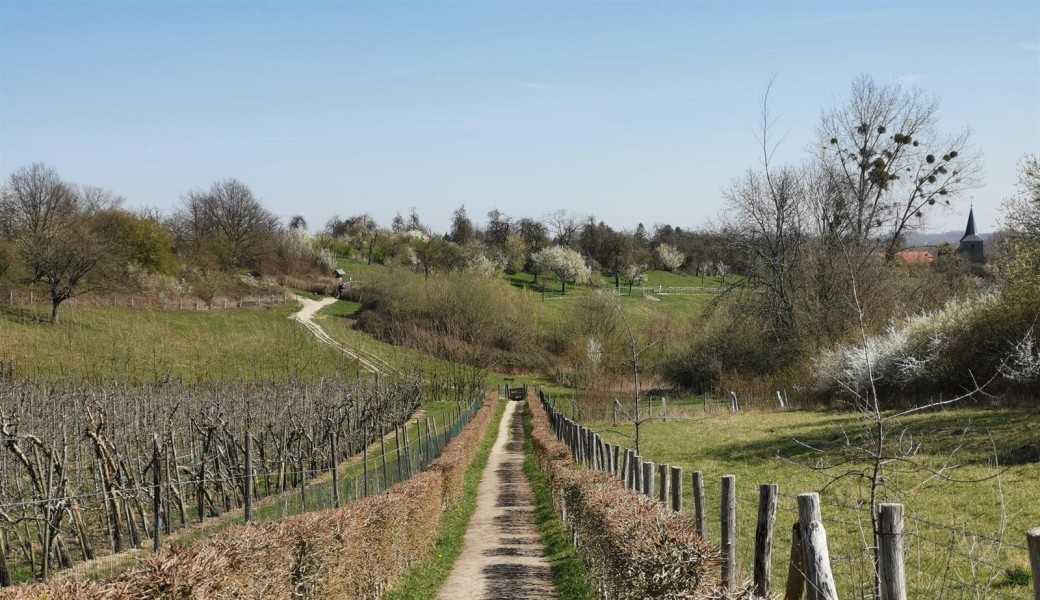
[0,302,356,383]
[591,406,1038,599]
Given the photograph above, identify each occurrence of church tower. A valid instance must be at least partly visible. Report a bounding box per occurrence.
[958,207,985,264]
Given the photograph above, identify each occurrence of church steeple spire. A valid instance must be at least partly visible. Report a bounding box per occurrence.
[963,205,977,239]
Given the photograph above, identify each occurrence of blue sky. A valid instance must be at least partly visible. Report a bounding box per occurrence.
[1,1,1037,235]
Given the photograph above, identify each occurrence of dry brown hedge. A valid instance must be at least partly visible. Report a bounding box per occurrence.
[527,395,736,600]
[2,395,499,600]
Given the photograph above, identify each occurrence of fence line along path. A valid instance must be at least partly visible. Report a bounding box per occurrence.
[438,398,557,600]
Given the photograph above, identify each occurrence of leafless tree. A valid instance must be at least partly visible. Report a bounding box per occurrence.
[0,164,120,322]
[818,75,981,258]
[544,209,583,248]
[170,179,281,271]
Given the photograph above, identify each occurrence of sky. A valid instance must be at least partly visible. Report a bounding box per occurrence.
[1,1,1038,236]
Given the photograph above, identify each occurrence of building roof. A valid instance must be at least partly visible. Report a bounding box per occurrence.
[894,249,935,265]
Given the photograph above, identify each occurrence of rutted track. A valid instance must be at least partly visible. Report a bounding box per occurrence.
[290,295,395,376]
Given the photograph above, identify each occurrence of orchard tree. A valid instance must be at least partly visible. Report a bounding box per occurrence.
[530,245,591,293]
[818,75,980,258]
[655,243,685,271]
[0,164,123,322]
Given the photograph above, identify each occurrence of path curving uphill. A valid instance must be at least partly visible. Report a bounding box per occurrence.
[290,295,394,376]
[438,399,558,599]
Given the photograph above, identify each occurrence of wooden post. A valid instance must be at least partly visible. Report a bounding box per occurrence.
[658,463,669,503]
[330,432,340,508]
[669,466,682,513]
[642,461,655,498]
[244,433,254,522]
[754,484,778,598]
[878,503,906,600]
[798,492,838,600]
[721,475,737,591]
[1028,528,1040,600]
[363,428,369,497]
[783,522,806,600]
[623,449,634,489]
[633,454,643,492]
[380,424,389,490]
[151,437,161,552]
[693,471,707,537]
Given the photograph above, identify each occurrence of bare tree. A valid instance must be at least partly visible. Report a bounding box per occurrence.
[544,209,583,248]
[818,75,981,258]
[170,179,281,271]
[0,164,118,323]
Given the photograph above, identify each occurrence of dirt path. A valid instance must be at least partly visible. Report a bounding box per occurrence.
[290,295,393,375]
[438,400,557,600]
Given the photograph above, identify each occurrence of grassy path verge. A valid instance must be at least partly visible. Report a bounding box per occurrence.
[522,404,594,600]
[386,398,508,599]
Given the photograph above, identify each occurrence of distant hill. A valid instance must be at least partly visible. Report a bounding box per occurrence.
[904,230,995,246]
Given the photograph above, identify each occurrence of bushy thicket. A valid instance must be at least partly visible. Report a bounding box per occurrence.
[355,268,551,372]
[813,291,1040,401]
[527,396,728,599]
[4,396,499,600]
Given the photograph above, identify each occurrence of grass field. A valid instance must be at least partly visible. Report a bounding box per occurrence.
[578,404,1040,599]
[0,302,357,382]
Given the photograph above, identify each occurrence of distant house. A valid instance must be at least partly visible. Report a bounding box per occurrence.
[893,249,935,266]
[958,207,986,264]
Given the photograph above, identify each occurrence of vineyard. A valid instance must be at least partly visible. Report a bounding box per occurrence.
[0,376,471,585]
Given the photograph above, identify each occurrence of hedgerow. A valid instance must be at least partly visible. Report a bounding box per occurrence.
[4,396,499,600]
[526,396,730,599]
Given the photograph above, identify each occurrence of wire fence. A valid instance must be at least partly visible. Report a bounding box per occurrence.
[0,393,484,588]
[0,288,292,312]
[540,388,1037,600]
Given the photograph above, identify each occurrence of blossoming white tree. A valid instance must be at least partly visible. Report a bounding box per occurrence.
[530,245,591,293]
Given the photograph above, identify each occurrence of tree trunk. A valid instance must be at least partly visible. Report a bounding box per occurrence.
[50,298,62,324]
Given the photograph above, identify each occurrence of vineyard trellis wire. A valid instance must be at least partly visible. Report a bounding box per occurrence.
[0,378,484,587]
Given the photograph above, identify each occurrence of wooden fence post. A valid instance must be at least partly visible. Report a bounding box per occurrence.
[798,492,838,600]
[783,522,806,600]
[613,446,620,479]
[669,466,682,513]
[1028,528,1040,600]
[330,432,340,509]
[754,484,778,598]
[878,503,906,600]
[693,471,707,538]
[642,461,655,498]
[658,464,669,503]
[721,475,737,591]
[633,454,643,493]
[244,433,254,521]
[151,437,161,552]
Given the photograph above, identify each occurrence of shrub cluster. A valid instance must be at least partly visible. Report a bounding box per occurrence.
[813,291,1040,401]
[5,397,499,600]
[526,396,726,599]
